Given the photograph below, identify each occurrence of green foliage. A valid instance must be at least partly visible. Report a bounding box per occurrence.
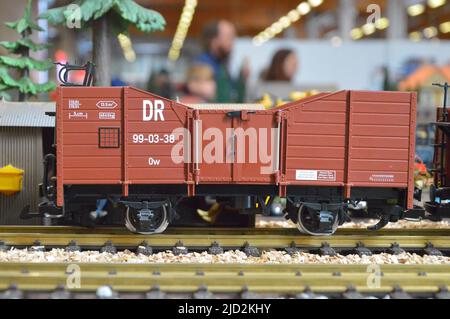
[0,66,21,88]
[16,77,56,95]
[41,0,166,34]
[115,0,165,33]
[0,39,51,53]
[38,5,67,25]
[5,0,43,33]
[0,0,56,100]
[0,56,53,71]
[0,83,11,100]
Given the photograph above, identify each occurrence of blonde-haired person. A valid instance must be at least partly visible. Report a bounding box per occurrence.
[180,64,217,104]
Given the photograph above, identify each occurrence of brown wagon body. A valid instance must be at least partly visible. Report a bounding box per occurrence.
[53,86,417,234]
[56,87,416,205]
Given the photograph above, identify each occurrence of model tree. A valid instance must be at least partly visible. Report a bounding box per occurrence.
[0,0,55,101]
[41,0,166,86]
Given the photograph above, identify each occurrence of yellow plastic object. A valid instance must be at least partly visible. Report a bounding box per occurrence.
[276,98,288,107]
[290,91,308,101]
[258,94,274,109]
[0,165,24,196]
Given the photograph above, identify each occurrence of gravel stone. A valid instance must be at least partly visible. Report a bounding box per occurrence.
[0,248,448,265]
[256,219,450,229]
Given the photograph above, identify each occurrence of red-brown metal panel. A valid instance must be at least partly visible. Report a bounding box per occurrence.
[193,109,281,185]
[407,93,417,209]
[122,87,128,196]
[344,91,353,198]
[281,90,416,205]
[124,87,188,185]
[60,87,123,185]
[195,110,233,183]
[234,112,277,184]
[283,91,348,187]
[55,87,416,209]
[348,91,412,190]
[56,86,63,207]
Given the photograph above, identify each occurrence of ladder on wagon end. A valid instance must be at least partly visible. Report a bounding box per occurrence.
[432,82,449,188]
[425,82,450,219]
[19,62,96,221]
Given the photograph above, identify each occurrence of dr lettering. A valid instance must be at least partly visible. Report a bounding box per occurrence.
[143,99,165,121]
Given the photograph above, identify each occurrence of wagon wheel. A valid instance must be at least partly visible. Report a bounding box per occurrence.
[124,205,169,235]
[296,205,340,236]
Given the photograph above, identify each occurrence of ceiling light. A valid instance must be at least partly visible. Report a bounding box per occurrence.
[409,31,422,42]
[287,10,301,22]
[253,1,319,46]
[362,23,376,35]
[297,2,311,15]
[423,26,438,38]
[408,4,426,16]
[331,36,343,47]
[375,17,390,30]
[428,0,446,8]
[308,0,323,7]
[168,0,197,61]
[279,16,291,28]
[440,21,450,33]
[350,28,363,40]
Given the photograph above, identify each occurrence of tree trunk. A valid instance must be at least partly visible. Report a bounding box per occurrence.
[19,29,30,101]
[92,14,111,86]
[18,67,28,102]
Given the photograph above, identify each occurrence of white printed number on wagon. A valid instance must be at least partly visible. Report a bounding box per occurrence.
[132,134,175,144]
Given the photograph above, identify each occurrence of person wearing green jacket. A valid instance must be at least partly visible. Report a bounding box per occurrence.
[195,20,249,103]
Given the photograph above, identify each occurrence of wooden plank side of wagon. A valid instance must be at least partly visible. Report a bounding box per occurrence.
[282,90,348,188]
[59,87,123,187]
[123,87,190,192]
[347,91,416,209]
[58,87,124,205]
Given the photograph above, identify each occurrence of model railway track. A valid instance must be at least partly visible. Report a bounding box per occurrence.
[0,263,449,299]
[1,225,450,235]
[1,226,450,254]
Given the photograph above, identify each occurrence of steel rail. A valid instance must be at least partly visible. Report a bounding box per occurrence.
[0,225,449,236]
[0,262,449,294]
[0,228,450,250]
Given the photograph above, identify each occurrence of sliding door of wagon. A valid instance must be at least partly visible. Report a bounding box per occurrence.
[233,112,276,184]
[195,111,232,183]
[125,90,186,185]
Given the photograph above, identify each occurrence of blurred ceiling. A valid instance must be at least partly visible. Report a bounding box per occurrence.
[133,0,450,40]
[48,0,450,40]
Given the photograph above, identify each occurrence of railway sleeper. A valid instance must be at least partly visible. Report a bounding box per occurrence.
[173,241,188,255]
[65,240,80,252]
[146,286,166,299]
[136,241,153,256]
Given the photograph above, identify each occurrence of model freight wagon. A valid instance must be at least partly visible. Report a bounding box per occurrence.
[30,84,419,235]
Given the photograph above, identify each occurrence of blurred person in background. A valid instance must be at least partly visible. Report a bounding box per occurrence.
[180,64,216,104]
[252,49,299,107]
[196,20,249,103]
[261,48,298,82]
[146,69,174,99]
